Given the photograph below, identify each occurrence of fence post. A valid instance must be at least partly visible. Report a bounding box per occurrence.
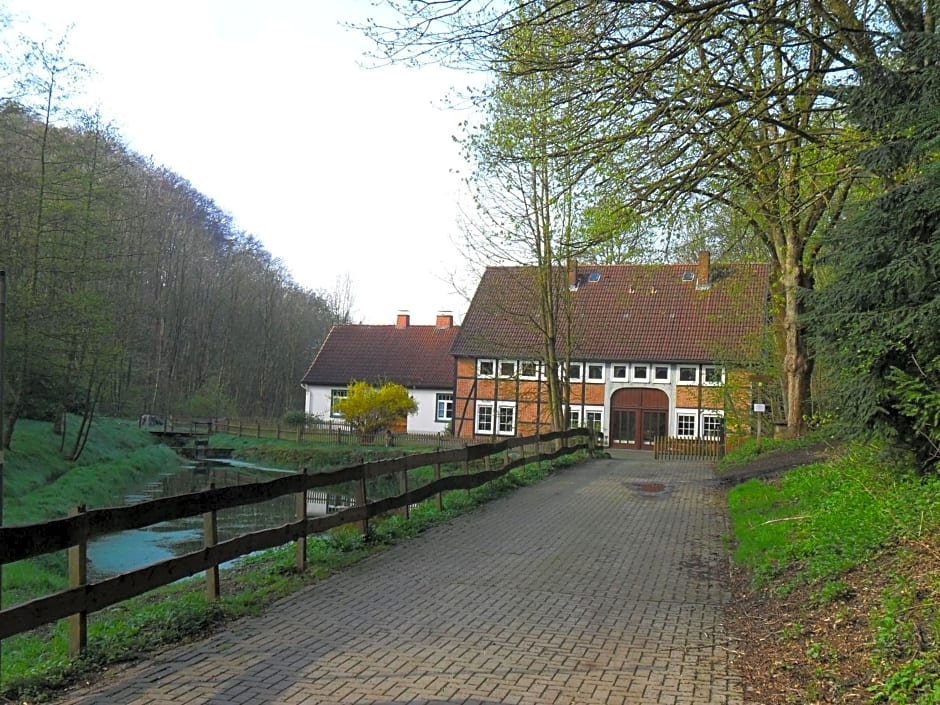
[434,462,443,511]
[203,482,220,602]
[355,467,368,537]
[399,469,409,519]
[536,433,542,475]
[464,456,471,497]
[295,468,308,571]
[68,504,88,658]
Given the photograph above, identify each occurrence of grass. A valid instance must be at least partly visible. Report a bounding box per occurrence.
[1,417,587,702]
[716,433,822,473]
[726,438,940,703]
[728,442,940,590]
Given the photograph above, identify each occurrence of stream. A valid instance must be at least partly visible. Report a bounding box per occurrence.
[86,460,303,581]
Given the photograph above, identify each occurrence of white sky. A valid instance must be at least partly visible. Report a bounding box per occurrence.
[2,0,479,325]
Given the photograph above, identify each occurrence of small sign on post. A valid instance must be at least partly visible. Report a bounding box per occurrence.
[753,401,766,453]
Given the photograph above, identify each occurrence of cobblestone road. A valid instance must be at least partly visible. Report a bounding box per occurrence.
[57,452,742,704]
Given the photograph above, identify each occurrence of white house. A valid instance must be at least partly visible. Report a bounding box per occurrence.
[300,312,459,434]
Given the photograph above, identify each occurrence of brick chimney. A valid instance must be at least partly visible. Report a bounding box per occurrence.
[567,258,578,290]
[696,251,711,289]
[396,311,410,328]
[436,311,453,329]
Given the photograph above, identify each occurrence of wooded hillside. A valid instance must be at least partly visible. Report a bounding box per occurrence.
[0,94,340,451]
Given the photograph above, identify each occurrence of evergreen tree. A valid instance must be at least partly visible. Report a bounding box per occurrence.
[808,31,940,471]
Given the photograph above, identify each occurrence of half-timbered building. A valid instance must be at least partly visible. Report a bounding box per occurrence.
[449,254,769,448]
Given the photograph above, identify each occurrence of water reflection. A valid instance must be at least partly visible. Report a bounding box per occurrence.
[87,461,296,581]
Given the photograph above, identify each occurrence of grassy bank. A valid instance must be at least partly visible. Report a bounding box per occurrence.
[1,418,586,702]
[727,441,940,703]
[3,418,185,608]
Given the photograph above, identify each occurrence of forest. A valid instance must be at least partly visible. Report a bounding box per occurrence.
[0,34,347,454]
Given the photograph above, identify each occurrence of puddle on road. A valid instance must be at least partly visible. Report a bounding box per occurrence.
[625,481,671,497]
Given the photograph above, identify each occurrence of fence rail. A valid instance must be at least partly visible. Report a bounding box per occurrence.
[652,435,724,461]
[157,419,466,450]
[0,428,592,656]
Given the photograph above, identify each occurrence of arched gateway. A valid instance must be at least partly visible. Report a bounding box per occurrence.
[610,388,669,449]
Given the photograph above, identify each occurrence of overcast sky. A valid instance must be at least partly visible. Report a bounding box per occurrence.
[2,0,479,324]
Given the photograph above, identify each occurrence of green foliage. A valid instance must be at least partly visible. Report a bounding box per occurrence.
[178,382,237,419]
[729,440,940,702]
[728,442,940,589]
[869,658,940,705]
[869,576,940,704]
[281,409,319,427]
[807,32,940,472]
[334,381,418,438]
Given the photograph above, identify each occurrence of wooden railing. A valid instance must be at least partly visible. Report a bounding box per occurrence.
[206,418,463,450]
[0,429,592,656]
[653,435,724,461]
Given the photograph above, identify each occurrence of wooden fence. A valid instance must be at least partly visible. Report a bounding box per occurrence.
[652,435,724,461]
[209,418,463,450]
[0,428,592,657]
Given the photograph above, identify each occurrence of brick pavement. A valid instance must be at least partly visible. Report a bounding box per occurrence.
[57,452,743,704]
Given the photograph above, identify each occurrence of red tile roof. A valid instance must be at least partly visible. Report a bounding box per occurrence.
[451,262,770,363]
[301,323,460,389]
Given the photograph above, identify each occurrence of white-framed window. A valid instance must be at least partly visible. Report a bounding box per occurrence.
[477,359,495,378]
[702,413,725,439]
[653,365,670,382]
[703,366,725,386]
[678,366,698,384]
[498,404,516,434]
[612,364,629,381]
[519,360,540,380]
[568,362,582,381]
[633,364,649,381]
[330,389,348,418]
[676,412,696,437]
[435,393,453,422]
[568,407,582,428]
[585,408,603,433]
[476,401,516,435]
[498,360,517,378]
[476,403,494,433]
[586,363,604,382]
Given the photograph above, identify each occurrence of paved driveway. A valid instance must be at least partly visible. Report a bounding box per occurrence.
[58,452,742,705]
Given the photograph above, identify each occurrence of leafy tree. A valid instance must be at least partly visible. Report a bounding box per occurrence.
[334,381,418,439]
[361,0,930,436]
[807,30,940,471]
[458,6,598,431]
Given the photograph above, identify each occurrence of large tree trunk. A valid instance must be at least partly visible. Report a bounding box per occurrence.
[780,254,814,437]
